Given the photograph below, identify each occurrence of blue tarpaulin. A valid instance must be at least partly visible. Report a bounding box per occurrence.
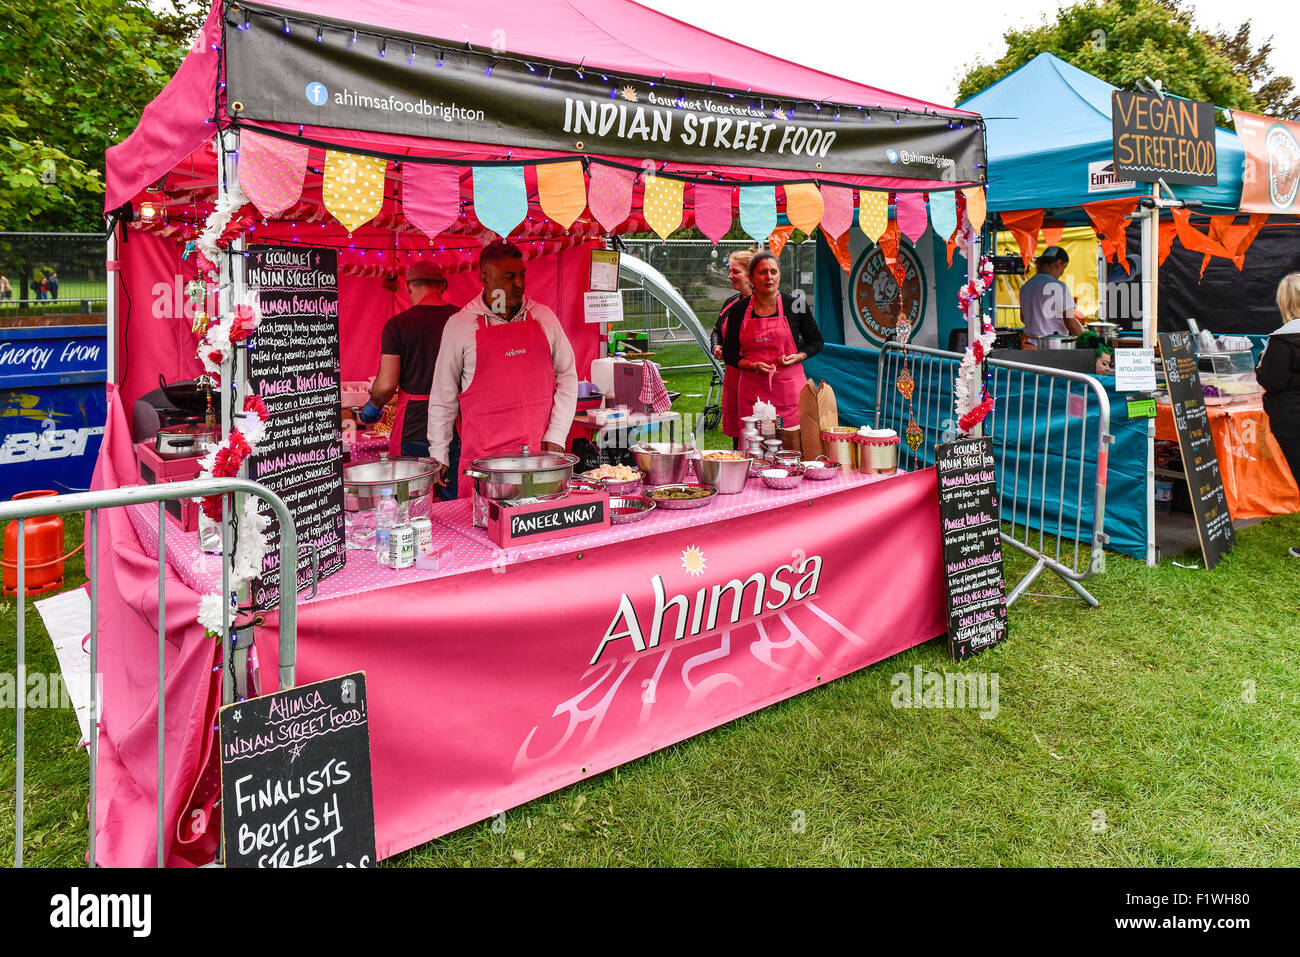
[805,343,1149,559]
[957,53,1245,214]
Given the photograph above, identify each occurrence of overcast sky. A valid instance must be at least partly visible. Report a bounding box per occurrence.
[640,0,1300,108]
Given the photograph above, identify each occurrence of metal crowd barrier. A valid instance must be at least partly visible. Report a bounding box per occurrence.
[2,477,299,867]
[876,342,1112,607]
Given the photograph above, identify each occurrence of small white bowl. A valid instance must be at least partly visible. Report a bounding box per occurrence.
[761,468,788,479]
[802,461,826,469]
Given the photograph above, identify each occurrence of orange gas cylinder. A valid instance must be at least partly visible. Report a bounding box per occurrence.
[2,490,66,597]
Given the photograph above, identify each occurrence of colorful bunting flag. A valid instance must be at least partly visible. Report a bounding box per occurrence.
[402,164,460,241]
[322,151,387,234]
[896,193,928,244]
[693,185,733,244]
[819,186,853,240]
[642,174,684,240]
[587,165,636,232]
[962,186,987,230]
[472,166,527,238]
[1001,208,1046,269]
[739,185,776,244]
[537,161,587,230]
[821,227,852,273]
[858,191,889,243]
[928,191,958,244]
[768,224,796,258]
[238,131,307,219]
[783,183,824,233]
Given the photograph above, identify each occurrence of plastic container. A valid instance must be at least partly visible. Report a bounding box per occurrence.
[375,487,398,566]
[590,357,616,397]
[1154,479,1174,513]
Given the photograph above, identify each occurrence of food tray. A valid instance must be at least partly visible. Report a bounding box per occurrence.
[800,461,841,481]
[581,471,644,497]
[609,495,656,524]
[645,483,719,510]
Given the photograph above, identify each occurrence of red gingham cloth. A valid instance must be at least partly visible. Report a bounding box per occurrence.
[638,361,673,413]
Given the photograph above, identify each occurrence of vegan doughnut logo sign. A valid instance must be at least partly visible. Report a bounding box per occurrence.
[1235,110,1300,214]
[848,242,927,346]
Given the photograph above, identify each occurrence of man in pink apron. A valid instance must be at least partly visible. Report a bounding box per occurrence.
[358,260,460,498]
[426,240,579,498]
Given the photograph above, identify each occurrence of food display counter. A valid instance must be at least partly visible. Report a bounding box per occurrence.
[92,398,947,865]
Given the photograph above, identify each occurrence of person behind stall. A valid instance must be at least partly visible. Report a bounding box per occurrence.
[1255,272,1300,558]
[357,260,460,499]
[46,269,59,301]
[1019,246,1085,348]
[1074,331,1115,375]
[721,250,823,428]
[426,239,578,498]
[711,248,755,444]
[0,274,11,300]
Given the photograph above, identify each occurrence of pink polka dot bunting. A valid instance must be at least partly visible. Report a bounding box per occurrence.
[587,165,636,232]
[403,164,460,241]
[819,185,853,240]
[693,184,732,244]
[238,131,308,219]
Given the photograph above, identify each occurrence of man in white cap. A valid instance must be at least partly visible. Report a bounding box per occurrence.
[358,260,459,496]
[1018,246,1085,348]
[426,239,578,498]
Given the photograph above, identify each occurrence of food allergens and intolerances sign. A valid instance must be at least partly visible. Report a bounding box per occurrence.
[935,437,1008,662]
[1112,91,1218,187]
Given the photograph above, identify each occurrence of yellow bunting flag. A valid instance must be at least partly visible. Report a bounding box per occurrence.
[537,161,587,229]
[642,174,684,240]
[783,183,824,233]
[322,151,387,233]
[858,190,889,243]
[962,186,987,231]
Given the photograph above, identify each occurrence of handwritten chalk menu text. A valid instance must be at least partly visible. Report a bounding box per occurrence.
[936,437,1008,662]
[219,673,375,868]
[245,245,345,606]
[1158,332,1236,569]
[1112,91,1218,187]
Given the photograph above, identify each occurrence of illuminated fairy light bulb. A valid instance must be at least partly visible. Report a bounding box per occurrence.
[138,201,163,223]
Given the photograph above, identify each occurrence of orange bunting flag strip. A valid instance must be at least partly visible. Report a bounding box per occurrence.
[962,186,986,231]
[536,161,587,230]
[858,190,889,242]
[322,151,387,234]
[768,224,796,258]
[783,183,824,233]
[642,174,684,240]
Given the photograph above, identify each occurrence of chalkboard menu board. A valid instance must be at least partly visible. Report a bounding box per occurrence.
[1158,332,1236,569]
[244,245,346,608]
[219,673,376,868]
[1112,91,1218,187]
[936,437,1009,662]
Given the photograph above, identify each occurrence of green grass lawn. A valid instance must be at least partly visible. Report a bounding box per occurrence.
[4,383,1300,866]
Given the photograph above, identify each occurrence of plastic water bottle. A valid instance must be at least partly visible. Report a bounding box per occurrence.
[375,487,398,567]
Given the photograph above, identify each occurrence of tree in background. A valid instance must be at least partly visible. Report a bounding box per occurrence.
[0,0,206,230]
[954,0,1297,122]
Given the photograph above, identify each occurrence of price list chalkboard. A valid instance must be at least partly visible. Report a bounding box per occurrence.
[936,437,1009,662]
[244,245,346,608]
[1158,332,1235,569]
[219,673,376,868]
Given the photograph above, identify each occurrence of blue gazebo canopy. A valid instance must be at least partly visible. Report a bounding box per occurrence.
[958,53,1244,213]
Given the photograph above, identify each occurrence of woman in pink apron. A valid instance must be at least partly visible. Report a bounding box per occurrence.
[714,249,755,442]
[455,312,557,498]
[735,252,818,426]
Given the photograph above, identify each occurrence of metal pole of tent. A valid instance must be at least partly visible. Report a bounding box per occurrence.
[1141,183,1159,566]
[105,223,118,385]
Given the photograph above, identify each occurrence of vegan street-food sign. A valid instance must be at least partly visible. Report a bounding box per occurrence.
[223,1,985,182]
[1111,90,1218,187]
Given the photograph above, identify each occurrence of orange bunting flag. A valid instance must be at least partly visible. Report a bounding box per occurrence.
[642,174,684,240]
[1000,209,1045,270]
[537,161,587,229]
[821,226,852,273]
[1084,198,1139,273]
[962,186,986,230]
[858,190,889,242]
[768,224,797,258]
[1041,224,1065,247]
[1169,209,1268,277]
[783,183,824,233]
[322,151,387,234]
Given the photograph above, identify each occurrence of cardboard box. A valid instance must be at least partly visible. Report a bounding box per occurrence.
[486,491,611,547]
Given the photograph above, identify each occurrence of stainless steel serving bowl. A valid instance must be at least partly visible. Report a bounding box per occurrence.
[631,442,693,486]
[344,456,442,512]
[693,452,754,494]
[462,447,579,503]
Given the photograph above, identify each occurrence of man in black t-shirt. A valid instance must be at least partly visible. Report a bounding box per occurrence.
[358,260,460,498]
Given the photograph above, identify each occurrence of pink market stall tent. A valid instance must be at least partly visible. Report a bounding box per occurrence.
[95,0,987,866]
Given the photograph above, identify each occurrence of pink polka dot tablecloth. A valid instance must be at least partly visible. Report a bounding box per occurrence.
[127,467,908,605]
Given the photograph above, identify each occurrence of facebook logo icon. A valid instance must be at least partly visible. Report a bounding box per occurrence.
[305,82,329,106]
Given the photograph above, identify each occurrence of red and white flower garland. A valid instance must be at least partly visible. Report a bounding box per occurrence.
[954,256,997,435]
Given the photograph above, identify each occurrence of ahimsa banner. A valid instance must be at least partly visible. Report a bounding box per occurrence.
[840,230,940,350]
[1235,110,1300,214]
[256,471,948,859]
[223,2,985,182]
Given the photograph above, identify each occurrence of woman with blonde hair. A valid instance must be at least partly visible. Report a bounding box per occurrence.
[711,247,756,442]
[1256,272,1300,557]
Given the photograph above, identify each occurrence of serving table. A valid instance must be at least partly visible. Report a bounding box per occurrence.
[94,399,948,865]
